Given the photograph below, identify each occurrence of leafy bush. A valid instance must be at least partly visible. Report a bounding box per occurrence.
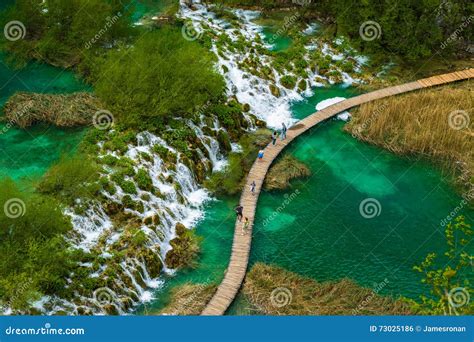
[0,0,135,67]
[37,155,100,205]
[92,28,225,128]
[0,178,75,310]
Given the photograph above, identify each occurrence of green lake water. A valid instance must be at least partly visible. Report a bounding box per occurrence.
[143,85,473,315]
[0,1,471,315]
[0,53,88,181]
[261,27,292,52]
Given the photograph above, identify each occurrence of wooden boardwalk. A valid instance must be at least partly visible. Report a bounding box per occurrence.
[201,69,474,315]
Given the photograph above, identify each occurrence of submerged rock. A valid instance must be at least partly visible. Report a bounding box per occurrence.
[4,92,103,128]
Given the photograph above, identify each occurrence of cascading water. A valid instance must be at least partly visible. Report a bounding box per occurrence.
[178,1,369,128]
[1,2,374,316]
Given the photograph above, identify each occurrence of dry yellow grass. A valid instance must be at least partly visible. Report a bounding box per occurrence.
[241,263,412,315]
[264,154,311,190]
[157,283,217,315]
[346,82,473,200]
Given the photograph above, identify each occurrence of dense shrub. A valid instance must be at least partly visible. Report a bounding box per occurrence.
[92,28,225,128]
[0,179,75,310]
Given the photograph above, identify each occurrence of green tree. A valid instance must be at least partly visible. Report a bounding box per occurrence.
[409,216,473,315]
[0,0,135,67]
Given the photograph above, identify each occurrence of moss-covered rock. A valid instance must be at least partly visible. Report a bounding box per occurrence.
[217,130,232,153]
[297,79,307,92]
[165,229,201,270]
[269,84,281,97]
[280,75,297,89]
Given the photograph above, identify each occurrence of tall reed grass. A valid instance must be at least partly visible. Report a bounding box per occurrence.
[346,82,473,201]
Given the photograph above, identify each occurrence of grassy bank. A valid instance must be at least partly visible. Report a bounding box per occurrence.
[154,283,217,315]
[240,263,412,315]
[345,82,473,203]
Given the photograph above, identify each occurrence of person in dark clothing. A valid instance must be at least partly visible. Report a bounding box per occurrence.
[271,130,278,145]
[235,205,243,222]
[250,180,256,195]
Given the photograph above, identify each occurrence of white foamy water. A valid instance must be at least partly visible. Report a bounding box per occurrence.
[179,1,367,129]
[315,97,351,121]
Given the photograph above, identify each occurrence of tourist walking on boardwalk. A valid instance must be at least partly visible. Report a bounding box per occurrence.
[242,217,250,235]
[258,149,264,161]
[281,122,287,140]
[235,204,243,222]
[271,130,278,145]
[250,180,256,195]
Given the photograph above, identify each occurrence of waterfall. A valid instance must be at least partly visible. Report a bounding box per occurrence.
[178,1,367,129]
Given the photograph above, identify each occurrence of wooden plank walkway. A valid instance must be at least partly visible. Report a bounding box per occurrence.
[201,68,474,315]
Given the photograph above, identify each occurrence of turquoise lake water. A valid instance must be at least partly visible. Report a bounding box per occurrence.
[142,85,473,314]
[0,53,88,182]
[0,2,471,315]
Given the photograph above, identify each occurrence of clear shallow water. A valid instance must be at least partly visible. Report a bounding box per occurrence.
[0,53,88,181]
[261,27,292,52]
[131,0,173,22]
[140,196,236,313]
[144,85,473,314]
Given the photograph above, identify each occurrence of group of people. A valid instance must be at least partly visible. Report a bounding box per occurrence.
[258,122,287,161]
[234,205,249,235]
[235,123,289,235]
